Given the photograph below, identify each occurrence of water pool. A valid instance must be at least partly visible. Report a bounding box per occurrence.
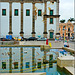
[0,47,72,75]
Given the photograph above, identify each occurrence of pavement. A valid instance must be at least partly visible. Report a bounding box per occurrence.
[48,41,75,49]
[19,40,75,49]
[0,40,75,50]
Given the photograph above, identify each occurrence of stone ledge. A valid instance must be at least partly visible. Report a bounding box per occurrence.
[64,67,74,75]
[57,56,75,68]
[0,73,46,75]
[62,47,75,53]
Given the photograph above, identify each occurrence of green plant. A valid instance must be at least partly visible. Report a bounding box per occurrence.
[68,18,75,22]
[60,19,65,23]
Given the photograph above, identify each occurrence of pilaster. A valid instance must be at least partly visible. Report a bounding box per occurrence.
[20,1,24,37]
[43,1,47,38]
[31,2,36,37]
[8,2,13,35]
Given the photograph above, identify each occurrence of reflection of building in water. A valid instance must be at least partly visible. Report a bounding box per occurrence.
[0,47,58,74]
[32,48,36,72]
[49,63,53,68]
[9,48,12,73]
[20,48,23,73]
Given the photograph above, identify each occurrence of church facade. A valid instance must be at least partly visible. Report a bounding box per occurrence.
[0,0,60,39]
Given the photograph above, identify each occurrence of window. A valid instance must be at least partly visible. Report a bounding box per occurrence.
[73,28,74,31]
[50,10,53,15]
[49,55,53,60]
[50,18,53,24]
[14,62,18,69]
[2,62,6,69]
[68,28,70,32]
[14,9,18,16]
[63,26,65,29]
[37,62,41,68]
[38,10,42,16]
[26,62,30,68]
[2,9,6,16]
[26,9,30,16]
[49,63,53,68]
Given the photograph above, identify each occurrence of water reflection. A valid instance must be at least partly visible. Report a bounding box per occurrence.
[0,47,71,75]
[32,48,36,72]
[20,48,23,73]
[9,48,12,73]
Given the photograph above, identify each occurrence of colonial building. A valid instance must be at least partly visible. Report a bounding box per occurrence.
[59,21,74,39]
[0,0,60,39]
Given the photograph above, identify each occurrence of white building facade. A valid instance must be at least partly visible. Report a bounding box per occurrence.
[0,0,60,39]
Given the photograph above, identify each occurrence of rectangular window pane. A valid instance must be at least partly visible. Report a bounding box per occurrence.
[2,62,6,69]
[49,63,53,68]
[26,62,30,68]
[14,62,18,69]
[50,10,53,15]
[14,9,18,16]
[68,28,70,31]
[38,10,42,16]
[26,9,30,16]
[49,54,53,60]
[2,9,6,16]
[50,18,53,24]
[37,62,41,68]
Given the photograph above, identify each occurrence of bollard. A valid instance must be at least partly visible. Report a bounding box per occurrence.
[46,39,48,45]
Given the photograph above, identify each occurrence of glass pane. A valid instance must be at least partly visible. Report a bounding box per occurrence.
[2,62,6,69]
[37,62,41,68]
[26,62,30,68]
[14,62,18,69]
[15,9,18,16]
[26,10,30,16]
[50,18,53,24]
[50,10,53,15]
[2,9,6,15]
[49,54,53,60]
[38,10,41,16]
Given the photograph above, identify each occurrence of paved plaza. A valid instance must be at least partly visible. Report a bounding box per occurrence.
[19,40,75,50]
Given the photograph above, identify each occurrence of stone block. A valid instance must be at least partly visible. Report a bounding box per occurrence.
[57,56,75,68]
